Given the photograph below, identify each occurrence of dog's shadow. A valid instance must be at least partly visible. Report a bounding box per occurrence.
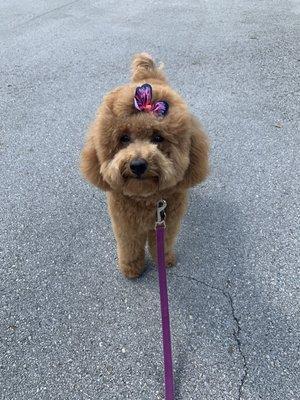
[136,189,248,397]
[168,190,249,399]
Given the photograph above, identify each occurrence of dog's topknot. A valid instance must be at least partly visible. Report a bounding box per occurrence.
[131,53,166,83]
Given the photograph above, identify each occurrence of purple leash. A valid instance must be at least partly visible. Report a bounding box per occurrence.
[156,200,174,400]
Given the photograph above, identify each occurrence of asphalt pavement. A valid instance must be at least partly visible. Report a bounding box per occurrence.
[0,1,299,399]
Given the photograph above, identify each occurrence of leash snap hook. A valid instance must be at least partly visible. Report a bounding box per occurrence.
[156,199,167,227]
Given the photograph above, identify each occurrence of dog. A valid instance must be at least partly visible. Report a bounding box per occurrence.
[80,53,209,278]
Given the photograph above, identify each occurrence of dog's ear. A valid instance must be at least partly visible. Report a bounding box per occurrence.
[131,53,166,83]
[180,116,209,189]
[80,126,110,191]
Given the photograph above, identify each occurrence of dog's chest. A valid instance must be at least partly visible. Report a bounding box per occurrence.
[126,199,157,228]
[107,193,157,229]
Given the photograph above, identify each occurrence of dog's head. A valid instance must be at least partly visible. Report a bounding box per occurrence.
[81,53,209,197]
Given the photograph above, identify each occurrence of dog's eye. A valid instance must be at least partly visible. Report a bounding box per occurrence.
[120,134,131,144]
[151,133,164,144]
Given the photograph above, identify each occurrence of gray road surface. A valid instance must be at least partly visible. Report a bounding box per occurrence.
[0,1,299,399]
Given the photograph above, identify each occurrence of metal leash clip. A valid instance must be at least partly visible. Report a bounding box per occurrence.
[156,199,167,228]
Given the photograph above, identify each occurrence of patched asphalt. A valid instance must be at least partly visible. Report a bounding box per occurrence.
[0,1,299,399]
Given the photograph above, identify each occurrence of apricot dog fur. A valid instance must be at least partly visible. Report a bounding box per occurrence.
[80,53,209,278]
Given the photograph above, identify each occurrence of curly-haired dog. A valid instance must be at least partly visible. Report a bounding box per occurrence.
[80,53,209,278]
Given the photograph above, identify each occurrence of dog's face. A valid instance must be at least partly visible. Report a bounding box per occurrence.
[81,54,209,197]
[96,84,193,197]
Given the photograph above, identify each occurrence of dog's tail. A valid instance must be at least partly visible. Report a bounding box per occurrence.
[131,53,166,83]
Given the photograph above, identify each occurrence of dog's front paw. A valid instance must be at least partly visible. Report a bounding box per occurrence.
[165,252,176,268]
[119,259,145,279]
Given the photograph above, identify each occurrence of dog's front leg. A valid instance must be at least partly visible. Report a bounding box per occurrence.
[148,193,187,267]
[111,221,147,279]
[148,218,181,268]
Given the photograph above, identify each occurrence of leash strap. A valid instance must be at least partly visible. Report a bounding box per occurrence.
[156,200,174,400]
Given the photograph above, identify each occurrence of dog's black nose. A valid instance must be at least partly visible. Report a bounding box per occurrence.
[130,158,148,177]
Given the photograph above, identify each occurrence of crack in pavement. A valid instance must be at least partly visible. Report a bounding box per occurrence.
[14,0,81,29]
[172,272,249,400]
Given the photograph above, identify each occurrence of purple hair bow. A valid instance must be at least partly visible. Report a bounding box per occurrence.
[134,83,169,117]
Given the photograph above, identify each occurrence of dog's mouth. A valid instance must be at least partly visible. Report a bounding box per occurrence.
[118,161,174,196]
[122,168,159,182]
[129,175,159,181]
[121,174,160,197]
